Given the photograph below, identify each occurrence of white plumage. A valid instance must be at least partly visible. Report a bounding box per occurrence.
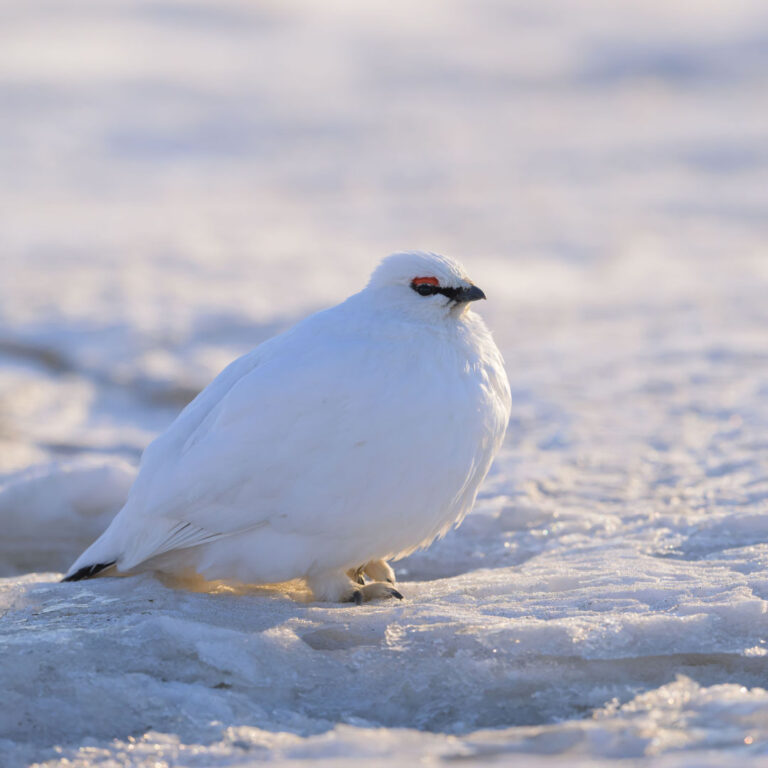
[64,252,511,602]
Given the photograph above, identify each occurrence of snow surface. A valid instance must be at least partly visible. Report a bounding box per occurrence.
[2,0,768,765]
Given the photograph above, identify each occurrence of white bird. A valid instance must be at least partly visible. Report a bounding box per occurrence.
[63,252,511,603]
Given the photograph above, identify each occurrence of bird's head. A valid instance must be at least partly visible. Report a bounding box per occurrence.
[366,251,486,323]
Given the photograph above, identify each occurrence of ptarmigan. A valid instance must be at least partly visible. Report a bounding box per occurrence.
[63,252,511,603]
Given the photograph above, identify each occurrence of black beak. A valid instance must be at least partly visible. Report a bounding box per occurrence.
[457,284,486,303]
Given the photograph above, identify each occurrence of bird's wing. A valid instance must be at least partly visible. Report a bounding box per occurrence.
[115,325,387,570]
[110,332,286,567]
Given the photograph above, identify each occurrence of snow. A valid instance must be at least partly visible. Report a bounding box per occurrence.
[2,0,768,765]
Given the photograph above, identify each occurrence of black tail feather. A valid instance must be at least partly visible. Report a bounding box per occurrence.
[61,561,116,583]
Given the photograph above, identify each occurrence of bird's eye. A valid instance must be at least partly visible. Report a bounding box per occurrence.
[411,276,440,296]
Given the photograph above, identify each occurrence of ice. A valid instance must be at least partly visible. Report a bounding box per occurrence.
[2,0,768,765]
[3,561,768,767]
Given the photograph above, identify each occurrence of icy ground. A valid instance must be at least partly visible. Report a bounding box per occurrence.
[2,0,768,765]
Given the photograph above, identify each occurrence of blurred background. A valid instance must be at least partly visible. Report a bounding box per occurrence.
[1,0,767,574]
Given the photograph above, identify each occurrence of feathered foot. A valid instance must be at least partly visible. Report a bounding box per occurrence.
[308,569,403,604]
[345,581,403,606]
[362,558,396,585]
[346,559,396,586]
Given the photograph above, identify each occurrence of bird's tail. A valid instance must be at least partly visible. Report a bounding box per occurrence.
[61,561,116,582]
[61,517,123,582]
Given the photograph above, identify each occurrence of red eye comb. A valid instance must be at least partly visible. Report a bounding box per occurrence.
[412,276,439,286]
